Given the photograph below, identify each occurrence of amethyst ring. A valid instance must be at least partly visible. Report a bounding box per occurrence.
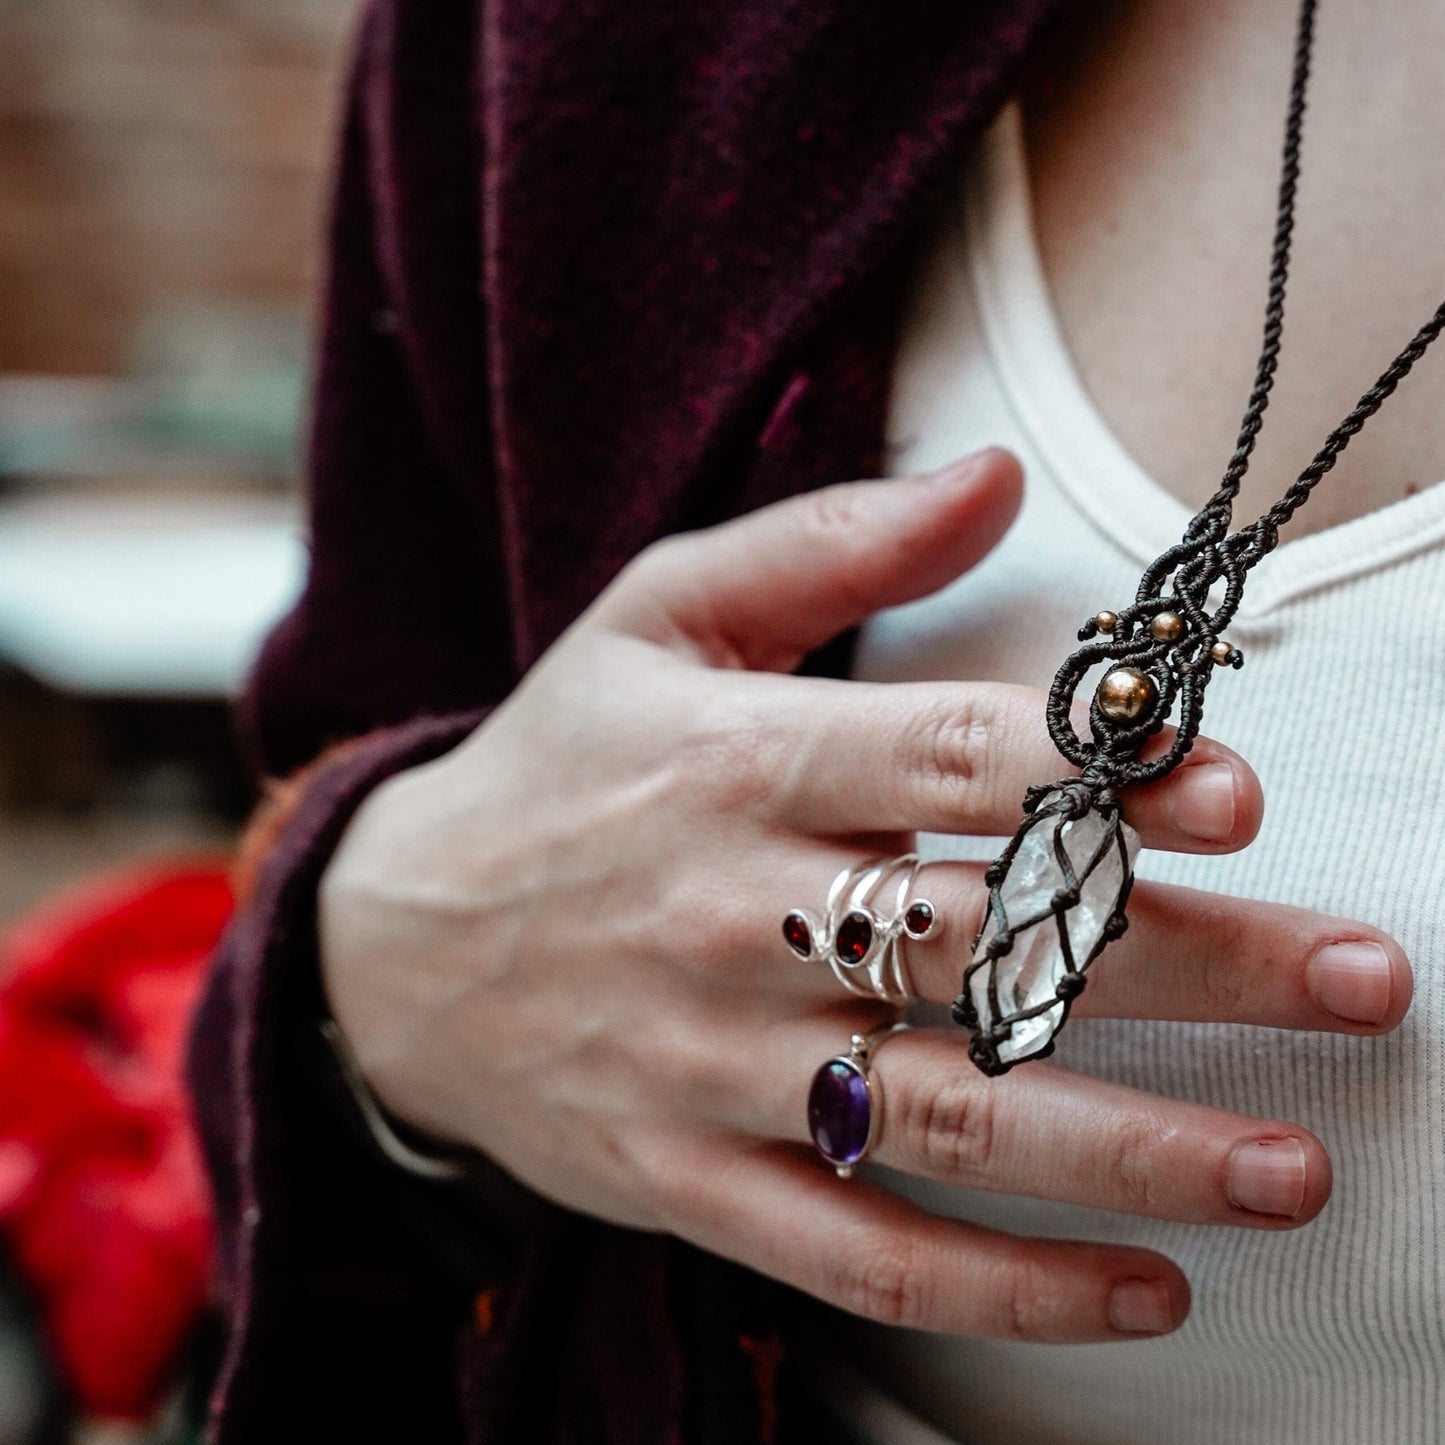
[807,1021,911,1177]
[782,854,939,1004]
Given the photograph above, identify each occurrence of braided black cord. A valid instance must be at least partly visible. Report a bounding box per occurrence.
[1198,0,1316,539]
[1043,0,1445,790]
[1246,299,1445,561]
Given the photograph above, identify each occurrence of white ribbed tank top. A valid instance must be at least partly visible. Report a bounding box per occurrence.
[837,103,1445,1445]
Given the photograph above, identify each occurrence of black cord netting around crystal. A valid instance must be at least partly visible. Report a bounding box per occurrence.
[953,782,1134,1076]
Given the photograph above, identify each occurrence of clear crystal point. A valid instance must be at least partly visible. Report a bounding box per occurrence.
[967,787,1138,1069]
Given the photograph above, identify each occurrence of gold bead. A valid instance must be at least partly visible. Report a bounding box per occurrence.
[1149,610,1186,643]
[1094,610,1118,633]
[1096,667,1157,722]
[1210,640,1234,665]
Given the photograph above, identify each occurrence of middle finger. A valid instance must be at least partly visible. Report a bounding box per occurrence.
[768,850,1411,1036]
[897,863,1412,1034]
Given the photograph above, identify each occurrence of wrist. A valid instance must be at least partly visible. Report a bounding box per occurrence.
[318,1015,473,1183]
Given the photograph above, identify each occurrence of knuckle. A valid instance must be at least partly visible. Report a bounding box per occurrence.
[901,1073,997,1180]
[610,534,714,623]
[664,1032,737,1114]
[615,844,762,984]
[1201,953,1252,1020]
[620,875,731,980]
[621,535,689,594]
[631,1134,707,1227]
[913,696,997,806]
[838,1237,933,1327]
[689,895,760,978]
[1102,1110,1177,1214]
[1198,912,1257,1018]
[679,699,786,813]
[995,1257,1060,1342]
[629,1018,711,1101]
[802,482,871,548]
[796,485,887,616]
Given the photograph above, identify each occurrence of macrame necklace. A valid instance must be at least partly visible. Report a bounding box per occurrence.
[955,0,1445,1076]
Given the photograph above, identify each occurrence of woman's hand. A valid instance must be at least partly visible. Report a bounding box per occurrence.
[318,449,1411,1342]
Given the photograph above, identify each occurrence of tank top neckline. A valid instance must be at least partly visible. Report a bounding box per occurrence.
[965,102,1445,623]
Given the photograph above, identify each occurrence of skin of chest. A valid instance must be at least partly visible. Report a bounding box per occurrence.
[1022,0,1445,535]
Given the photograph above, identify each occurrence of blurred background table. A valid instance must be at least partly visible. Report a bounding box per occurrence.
[0,489,303,701]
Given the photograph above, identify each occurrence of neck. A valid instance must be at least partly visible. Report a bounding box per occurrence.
[1023,0,1445,536]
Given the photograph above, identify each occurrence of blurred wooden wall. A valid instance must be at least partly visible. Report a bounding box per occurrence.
[0,0,357,375]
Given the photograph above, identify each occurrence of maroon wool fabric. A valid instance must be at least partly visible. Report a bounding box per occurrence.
[187,1,1066,1439]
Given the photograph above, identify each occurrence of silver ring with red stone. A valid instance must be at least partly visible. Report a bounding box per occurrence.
[781,854,939,1004]
[807,1021,912,1177]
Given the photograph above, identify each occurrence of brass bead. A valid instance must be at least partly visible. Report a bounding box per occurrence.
[1149,610,1186,643]
[1096,667,1157,722]
[1210,640,1235,665]
[1093,610,1118,633]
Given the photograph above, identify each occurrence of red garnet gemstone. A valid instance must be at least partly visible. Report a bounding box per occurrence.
[835,911,873,964]
[904,901,936,939]
[782,911,813,958]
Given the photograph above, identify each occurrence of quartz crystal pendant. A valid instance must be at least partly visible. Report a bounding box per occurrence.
[954,782,1139,1075]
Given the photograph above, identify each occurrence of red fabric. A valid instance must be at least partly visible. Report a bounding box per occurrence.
[0,866,232,1418]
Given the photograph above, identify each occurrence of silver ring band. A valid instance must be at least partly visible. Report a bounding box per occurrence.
[783,853,939,1004]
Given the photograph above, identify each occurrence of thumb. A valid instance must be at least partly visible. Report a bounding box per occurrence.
[603,449,1023,671]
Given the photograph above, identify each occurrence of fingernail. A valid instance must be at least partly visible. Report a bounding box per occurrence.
[921,449,1001,489]
[1307,941,1393,1025]
[1108,1278,1175,1336]
[1227,1137,1307,1219]
[1166,763,1237,843]
[924,456,982,491]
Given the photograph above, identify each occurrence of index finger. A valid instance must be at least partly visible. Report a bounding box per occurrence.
[765,675,1263,853]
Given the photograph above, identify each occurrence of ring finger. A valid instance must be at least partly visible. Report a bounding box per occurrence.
[744,1019,1332,1228]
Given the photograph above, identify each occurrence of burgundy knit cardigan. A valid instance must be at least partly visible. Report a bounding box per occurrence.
[186,2,1066,1439]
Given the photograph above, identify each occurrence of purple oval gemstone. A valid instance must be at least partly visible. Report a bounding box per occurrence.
[807,1057,872,1166]
[835,910,873,964]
